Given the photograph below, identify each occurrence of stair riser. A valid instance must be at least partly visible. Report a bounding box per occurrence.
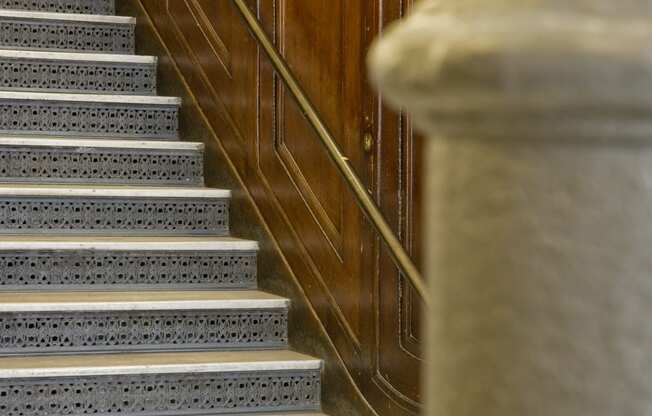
[0,308,288,354]
[0,16,133,53]
[0,0,115,15]
[0,99,178,139]
[0,58,157,95]
[0,370,321,416]
[0,147,204,185]
[0,250,257,290]
[0,197,229,235]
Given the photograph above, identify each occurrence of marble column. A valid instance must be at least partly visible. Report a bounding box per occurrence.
[368,2,652,415]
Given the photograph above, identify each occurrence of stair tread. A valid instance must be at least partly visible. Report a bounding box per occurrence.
[0,133,182,142]
[0,235,258,250]
[0,48,155,63]
[235,413,328,416]
[0,184,229,198]
[0,90,180,105]
[0,136,202,150]
[0,290,287,311]
[0,350,321,378]
[0,8,134,24]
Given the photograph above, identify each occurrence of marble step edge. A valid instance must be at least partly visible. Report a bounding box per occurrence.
[0,349,322,378]
[0,8,134,24]
[0,48,155,64]
[0,136,203,150]
[0,91,180,105]
[0,289,288,312]
[230,413,328,416]
[0,236,259,251]
[0,185,229,198]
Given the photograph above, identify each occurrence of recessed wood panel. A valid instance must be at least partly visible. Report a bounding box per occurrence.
[372,2,424,413]
[165,0,257,148]
[376,116,424,409]
[277,0,345,233]
[256,0,367,343]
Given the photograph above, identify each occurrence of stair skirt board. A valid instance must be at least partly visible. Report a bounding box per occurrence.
[0,138,204,185]
[0,50,158,94]
[0,9,135,53]
[0,0,115,15]
[0,92,180,139]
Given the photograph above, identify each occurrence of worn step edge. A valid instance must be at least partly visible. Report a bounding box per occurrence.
[0,133,180,142]
[0,350,321,378]
[0,184,229,198]
[0,8,135,24]
[0,91,180,105]
[0,48,155,64]
[0,290,287,311]
[0,137,203,150]
[234,413,328,416]
[0,235,259,251]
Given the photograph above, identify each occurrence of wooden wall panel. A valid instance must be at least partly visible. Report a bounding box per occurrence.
[270,0,367,342]
[136,0,423,414]
[375,117,425,411]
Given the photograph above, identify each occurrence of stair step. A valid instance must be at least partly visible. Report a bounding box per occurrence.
[0,350,322,415]
[0,290,288,354]
[0,1,326,414]
[0,9,134,53]
[0,49,157,94]
[0,185,230,235]
[0,91,180,139]
[0,0,114,15]
[0,137,204,185]
[235,413,328,416]
[0,236,258,289]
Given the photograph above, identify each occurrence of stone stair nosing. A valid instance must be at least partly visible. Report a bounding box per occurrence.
[0,137,205,185]
[0,9,135,53]
[0,49,158,95]
[230,413,330,416]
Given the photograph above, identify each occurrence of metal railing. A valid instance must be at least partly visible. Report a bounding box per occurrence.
[233,0,429,306]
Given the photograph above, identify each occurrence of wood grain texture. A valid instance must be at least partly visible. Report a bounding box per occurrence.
[133,0,423,414]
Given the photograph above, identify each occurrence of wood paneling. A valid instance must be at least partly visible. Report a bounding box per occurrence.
[136,0,423,414]
[273,0,368,343]
[369,4,425,412]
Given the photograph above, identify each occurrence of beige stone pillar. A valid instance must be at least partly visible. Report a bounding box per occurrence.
[369,2,652,415]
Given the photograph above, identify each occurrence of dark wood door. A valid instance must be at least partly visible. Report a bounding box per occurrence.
[135,0,423,414]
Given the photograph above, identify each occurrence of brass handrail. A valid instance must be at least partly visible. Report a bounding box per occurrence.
[232,0,429,306]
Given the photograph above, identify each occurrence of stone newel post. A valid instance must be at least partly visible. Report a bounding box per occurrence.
[369,2,652,415]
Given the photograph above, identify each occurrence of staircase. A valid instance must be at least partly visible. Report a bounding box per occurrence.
[0,1,325,415]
